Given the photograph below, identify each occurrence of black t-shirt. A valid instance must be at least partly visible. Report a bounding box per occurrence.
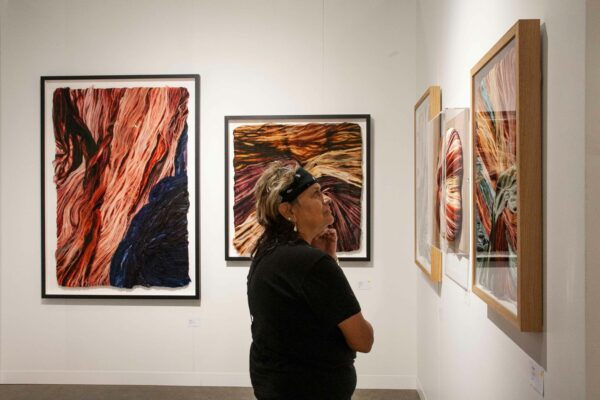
[247,240,361,400]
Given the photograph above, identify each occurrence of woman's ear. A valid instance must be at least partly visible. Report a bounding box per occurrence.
[278,202,292,220]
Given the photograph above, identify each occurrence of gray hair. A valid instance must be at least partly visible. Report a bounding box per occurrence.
[254,161,298,227]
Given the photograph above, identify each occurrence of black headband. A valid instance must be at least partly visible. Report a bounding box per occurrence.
[280,167,317,203]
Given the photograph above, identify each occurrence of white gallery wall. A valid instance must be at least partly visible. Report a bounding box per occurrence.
[0,0,418,388]
[586,1,599,399]
[415,1,587,400]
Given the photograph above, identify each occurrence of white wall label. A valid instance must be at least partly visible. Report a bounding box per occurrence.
[529,359,545,396]
[358,280,372,290]
[188,318,201,328]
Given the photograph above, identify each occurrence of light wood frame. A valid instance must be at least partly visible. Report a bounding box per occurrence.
[471,20,542,331]
[414,86,442,282]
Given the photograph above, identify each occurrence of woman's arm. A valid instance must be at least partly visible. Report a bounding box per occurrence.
[338,312,374,353]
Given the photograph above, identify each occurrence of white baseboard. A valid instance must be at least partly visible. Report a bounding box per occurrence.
[1,371,252,386]
[416,376,427,400]
[1,370,416,389]
[357,374,416,389]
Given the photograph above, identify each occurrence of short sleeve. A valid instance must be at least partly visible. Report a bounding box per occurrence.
[301,256,361,328]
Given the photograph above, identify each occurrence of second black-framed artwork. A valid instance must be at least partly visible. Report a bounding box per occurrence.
[225,115,371,262]
[41,74,200,299]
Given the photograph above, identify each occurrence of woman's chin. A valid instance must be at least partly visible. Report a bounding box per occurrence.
[325,215,335,226]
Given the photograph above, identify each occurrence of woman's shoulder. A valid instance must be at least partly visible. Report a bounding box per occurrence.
[275,240,328,265]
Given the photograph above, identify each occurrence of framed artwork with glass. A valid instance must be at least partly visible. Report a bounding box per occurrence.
[436,108,471,290]
[471,20,542,331]
[225,114,371,262]
[41,75,200,299]
[414,86,442,282]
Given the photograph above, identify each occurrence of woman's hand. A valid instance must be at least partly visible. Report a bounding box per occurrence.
[311,228,338,261]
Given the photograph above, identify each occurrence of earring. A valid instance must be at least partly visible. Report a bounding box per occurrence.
[288,217,297,232]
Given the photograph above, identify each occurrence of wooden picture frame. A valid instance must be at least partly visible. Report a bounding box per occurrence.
[225,114,371,262]
[471,19,542,331]
[414,86,442,282]
[41,75,200,299]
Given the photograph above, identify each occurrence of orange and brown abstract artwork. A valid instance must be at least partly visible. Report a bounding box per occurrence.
[474,40,518,305]
[231,121,364,257]
[52,86,191,289]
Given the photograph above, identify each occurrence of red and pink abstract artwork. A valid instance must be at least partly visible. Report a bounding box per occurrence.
[42,76,199,297]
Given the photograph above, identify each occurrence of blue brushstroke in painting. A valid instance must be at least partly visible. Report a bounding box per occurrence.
[110,124,191,289]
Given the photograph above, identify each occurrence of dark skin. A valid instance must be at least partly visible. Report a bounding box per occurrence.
[279,183,374,353]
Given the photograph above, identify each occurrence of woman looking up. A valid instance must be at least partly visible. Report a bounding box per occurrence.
[247,161,374,400]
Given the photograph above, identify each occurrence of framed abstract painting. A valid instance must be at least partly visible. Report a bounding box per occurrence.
[225,115,370,261]
[41,75,200,299]
[471,19,542,331]
[438,108,471,290]
[414,86,442,282]
[439,108,470,257]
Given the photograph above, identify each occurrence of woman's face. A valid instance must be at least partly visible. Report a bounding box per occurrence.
[292,183,334,234]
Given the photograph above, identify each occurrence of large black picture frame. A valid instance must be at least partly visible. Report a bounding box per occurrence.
[225,114,371,262]
[41,74,200,299]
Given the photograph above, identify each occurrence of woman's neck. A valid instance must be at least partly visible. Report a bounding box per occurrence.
[298,229,318,245]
